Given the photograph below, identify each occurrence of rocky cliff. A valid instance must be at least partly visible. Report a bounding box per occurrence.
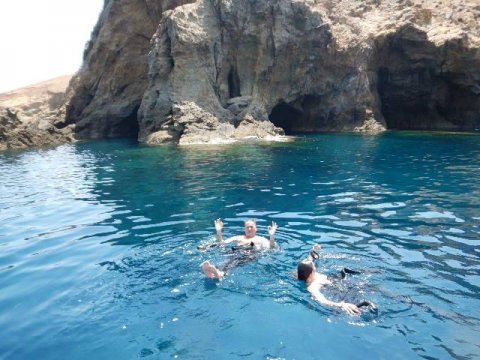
[63,0,196,140]
[2,0,479,149]
[0,76,74,150]
[136,0,480,144]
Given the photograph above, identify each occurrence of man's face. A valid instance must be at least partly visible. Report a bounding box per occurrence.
[244,221,257,238]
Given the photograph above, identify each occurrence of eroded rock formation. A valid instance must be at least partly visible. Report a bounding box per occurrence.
[0,76,74,150]
[64,0,195,139]
[135,0,479,142]
[2,0,479,149]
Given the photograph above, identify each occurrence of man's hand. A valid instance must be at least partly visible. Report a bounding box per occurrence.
[214,218,223,232]
[339,302,361,316]
[268,221,277,236]
[312,244,321,252]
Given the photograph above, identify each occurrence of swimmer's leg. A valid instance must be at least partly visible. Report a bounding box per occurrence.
[201,260,225,279]
[218,252,257,273]
[356,301,378,313]
[340,267,362,279]
[202,251,257,279]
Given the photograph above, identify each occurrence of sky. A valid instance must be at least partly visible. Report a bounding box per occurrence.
[0,0,104,93]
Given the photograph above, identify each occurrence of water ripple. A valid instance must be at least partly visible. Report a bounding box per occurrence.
[1,134,480,359]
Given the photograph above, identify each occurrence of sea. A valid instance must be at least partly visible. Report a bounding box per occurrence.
[0,132,479,359]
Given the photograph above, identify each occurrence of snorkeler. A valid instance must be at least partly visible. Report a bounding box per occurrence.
[297,244,375,316]
[201,218,278,279]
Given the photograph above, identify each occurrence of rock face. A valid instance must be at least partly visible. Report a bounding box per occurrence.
[376,24,480,130]
[64,0,195,140]
[0,76,74,150]
[4,0,479,149]
[135,0,480,142]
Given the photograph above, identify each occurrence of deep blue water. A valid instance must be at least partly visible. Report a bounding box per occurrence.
[1,132,480,359]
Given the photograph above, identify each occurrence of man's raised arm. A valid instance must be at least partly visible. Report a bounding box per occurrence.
[268,221,277,249]
[214,218,224,242]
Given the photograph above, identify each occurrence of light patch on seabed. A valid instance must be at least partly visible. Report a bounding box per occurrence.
[270,212,317,220]
[315,215,340,220]
[444,235,480,246]
[284,221,310,226]
[410,211,465,223]
[294,229,328,237]
[334,197,356,203]
[372,228,411,237]
[334,220,368,228]
[444,259,466,270]
[407,234,441,243]
[442,228,465,234]
[342,211,359,217]
[132,220,195,230]
[225,203,244,208]
[380,211,396,217]
[170,213,193,218]
[198,196,217,201]
[360,202,406,210]
[330,192,358,197]
[127,216,150,223]
[236,210,278,217]
[388,245,427,262]
[464,274,480,288]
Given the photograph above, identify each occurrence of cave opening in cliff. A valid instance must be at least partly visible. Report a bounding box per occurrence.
[378,66,437,130]
[378,65,480,130]
[228,66,241,98]
[376,28,480,131]
[117,105,140,138]
[269,102,303,134]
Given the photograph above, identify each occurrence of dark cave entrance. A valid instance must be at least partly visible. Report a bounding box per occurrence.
[99,104,140,139]
[269,96,324,134]
[377,67,434,130]
[376,26,480,131]
[118,104,141,138]
[269,102,303,134]
[228,66,241,98]
[377,65,479,130]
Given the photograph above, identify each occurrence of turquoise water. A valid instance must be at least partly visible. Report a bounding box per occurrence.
[1,133,479,359]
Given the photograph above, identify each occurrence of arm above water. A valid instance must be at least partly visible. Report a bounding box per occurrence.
[268,221,277,249]
[307,285,361,316]
[214,218,224,242]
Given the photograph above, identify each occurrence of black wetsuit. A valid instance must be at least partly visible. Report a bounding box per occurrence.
[309,251,376,311]
[218,242,257,274]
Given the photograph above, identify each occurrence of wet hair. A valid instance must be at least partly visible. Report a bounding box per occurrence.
[244,219,257,225]
[297,261,314,281]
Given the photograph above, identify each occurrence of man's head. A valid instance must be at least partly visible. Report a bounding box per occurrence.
[244,219,257,238]
[297,260,315,281]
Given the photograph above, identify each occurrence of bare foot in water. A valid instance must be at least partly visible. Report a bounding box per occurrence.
[201,260,225,279]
